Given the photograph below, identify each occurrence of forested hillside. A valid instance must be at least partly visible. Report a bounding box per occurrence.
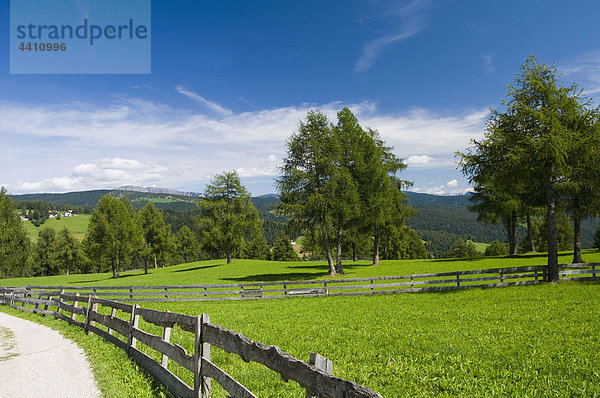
[11,189,597,255]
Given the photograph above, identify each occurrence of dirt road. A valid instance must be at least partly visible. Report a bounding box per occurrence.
[0,311,101,397]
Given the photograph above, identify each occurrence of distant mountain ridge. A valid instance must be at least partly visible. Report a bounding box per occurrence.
[118,185,203,197]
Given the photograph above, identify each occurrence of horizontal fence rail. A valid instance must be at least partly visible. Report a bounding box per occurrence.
[0,289,380,398]
[12,264,575,302]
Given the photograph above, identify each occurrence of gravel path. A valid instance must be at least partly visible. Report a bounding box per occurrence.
[0,311,101,397]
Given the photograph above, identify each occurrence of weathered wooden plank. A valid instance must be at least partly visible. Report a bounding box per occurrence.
[559,262,600,269]
[129,347,195,398]
[130,327,194,372]
[11,297,58,307]
[201,358,257,398]
[306,353,333,398]
[90,311,131,337]
[136,307,197,332]
[91,296,133,313]
[59,301,87,316]
[560,269,600,275]
[559,276,598,282]
[202,322,381,398]
[87,324,128,350]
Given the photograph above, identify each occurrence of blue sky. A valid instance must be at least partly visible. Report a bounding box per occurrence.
[1,0,600,195]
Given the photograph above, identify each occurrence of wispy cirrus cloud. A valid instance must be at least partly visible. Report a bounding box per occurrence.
[561,51,600,96]
[355,0,430,73]
[175,85,233,116]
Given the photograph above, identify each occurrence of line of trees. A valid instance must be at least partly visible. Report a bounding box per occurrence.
[276,108,427,276]
[458,56,600,282]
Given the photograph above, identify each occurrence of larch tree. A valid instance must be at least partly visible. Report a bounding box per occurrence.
[0,187,32,277]
[54,227,80,275]
[460,56,589,282]
[138,202,172,273]
[84,195,143,278]
[175,226,200,263]
[276,110,340,275]
[197,171,262,264]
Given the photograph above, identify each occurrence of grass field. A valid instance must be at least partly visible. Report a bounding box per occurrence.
[2,249,598,288]
[22,214,90,241]
[1,252,599,396]
[468,240,490,252]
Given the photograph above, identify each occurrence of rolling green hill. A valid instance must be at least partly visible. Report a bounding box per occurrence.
[23,214,90,241]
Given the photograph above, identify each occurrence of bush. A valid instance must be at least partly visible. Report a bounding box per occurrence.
[270,234,299,261]
[444,239,482,259]
[484,240,509,256]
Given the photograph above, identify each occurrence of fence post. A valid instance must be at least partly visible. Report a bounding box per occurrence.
[87,296,98,335]
[161,310,172,369]
[499,270,504,283]
[194,313,211,398]
[129,287,134,300]
[324,282,328,295]
[127,304,140,354]
[56,289,64,318]
[305,353,333,398]
[72,292,80,321]
[456,274,460,287]
[84,295,92,333]
[164,287,168,299]
[370,279,374,294]
[107,307,117,335]
[534,269,538,281]
[410,275,414,289]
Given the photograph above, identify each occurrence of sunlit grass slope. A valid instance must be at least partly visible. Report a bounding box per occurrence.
[22,214,90,241]
[2,249,599,287]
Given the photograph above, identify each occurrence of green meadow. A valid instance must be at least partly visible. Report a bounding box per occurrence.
[2,252,599,397]
[22,214,90,241]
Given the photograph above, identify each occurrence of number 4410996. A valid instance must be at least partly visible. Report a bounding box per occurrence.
[18,42,66,51]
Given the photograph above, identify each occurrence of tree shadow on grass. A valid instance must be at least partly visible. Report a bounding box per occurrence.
[173,264,222,273]
[223,271,327,283]
[69,273,144,284]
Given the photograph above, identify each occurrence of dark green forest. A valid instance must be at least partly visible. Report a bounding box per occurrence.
[11,189,598,258]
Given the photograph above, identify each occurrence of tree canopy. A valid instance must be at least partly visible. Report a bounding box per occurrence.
[197,171,264,263]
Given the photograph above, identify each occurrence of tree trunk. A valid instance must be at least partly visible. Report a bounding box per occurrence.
[323,233,335,276]
[226,241,232,264]
[352,242,357,262]
[335,227,344,275]
[526,213,536,253]
[510,209,518,256]
[154,255,158,268]
[372,223,380,266]
[144,258,148,275]
[112,260,118,278]
[546,164,559,282]
[572,212,583,264]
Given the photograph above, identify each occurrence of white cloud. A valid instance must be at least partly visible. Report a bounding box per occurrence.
[14,158,172,193]
[175,85,233,116]
[410,184,472,196]
[0,93,487,194]
[355,0,429,73]
[481,54,496,73]
[446,179,458,187]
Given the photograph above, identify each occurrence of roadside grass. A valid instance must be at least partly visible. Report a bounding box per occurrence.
[2,249,599,288]
[0,306,170,398]
[22,214,90,241]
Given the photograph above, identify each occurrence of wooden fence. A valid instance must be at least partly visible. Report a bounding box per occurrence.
[0,289,380,398]
[12,264,580,302]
